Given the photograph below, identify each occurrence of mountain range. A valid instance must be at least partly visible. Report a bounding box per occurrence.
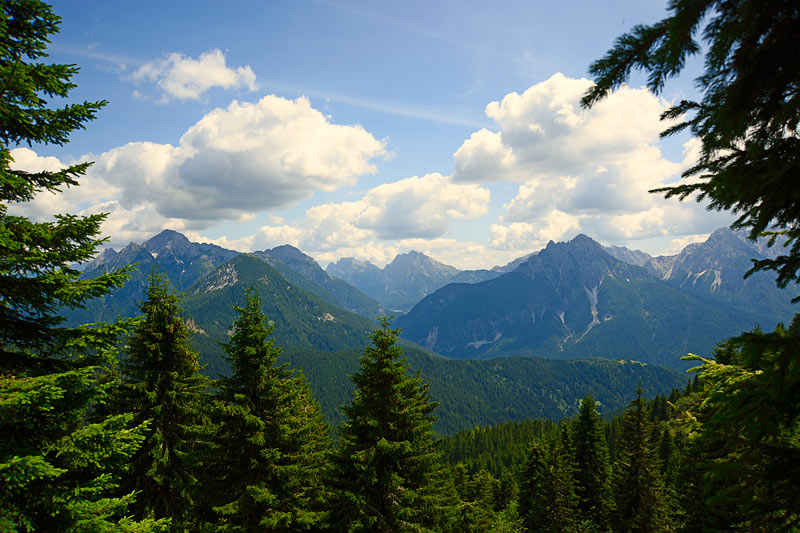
[67,230,692,433]
[394,232,793,368]
[67,227,797,428]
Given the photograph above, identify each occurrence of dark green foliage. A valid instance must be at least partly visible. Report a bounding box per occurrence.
[329,318,453,531]
[282,343,687,435]
[117,272,209,526]
[518,439,577,533]
[571,395,612,529]
[680,317,800,529]
[583,0,800,298]
[611,388,672,532]
[0,2,163,530]
[198,288,329,531]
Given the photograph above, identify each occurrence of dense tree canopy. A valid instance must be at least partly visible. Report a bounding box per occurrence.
[583,0,800,295]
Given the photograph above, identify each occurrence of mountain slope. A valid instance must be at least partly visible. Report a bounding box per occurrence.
[253,245,382,318]
[655,228,799,323]
[64,229,240,324]
[279,344,687,435]
[395,235,764,368]
[181,254,376,375]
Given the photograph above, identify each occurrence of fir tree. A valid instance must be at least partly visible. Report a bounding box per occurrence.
[329,317,453,532]
[117,271,209,527]
[571,395,612,529]
[200,288,329,531]
[0,1,163,530]
[611,388,671,532]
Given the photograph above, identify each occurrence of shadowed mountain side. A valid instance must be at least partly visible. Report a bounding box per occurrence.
[395,235,766,369]
[278,344,687,435]
[253,245,383,318]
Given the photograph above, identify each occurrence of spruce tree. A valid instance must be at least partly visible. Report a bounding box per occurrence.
[571,395,612,529]
[329,318,453,532]
[200,288,329,531]
[518,436,577,533]
[611,388,671,532]
[0,1,163,530]
[117,271,209,527]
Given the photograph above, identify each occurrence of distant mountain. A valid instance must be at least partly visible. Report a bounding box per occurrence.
[394,234,772,369]
[66,230,383,324]
[64,229,239,324]
[253,245,383,318]
[603,244,651,267]
[652,228,799,320]
[327,251,500,312]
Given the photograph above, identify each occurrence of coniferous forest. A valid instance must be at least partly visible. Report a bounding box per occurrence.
[2,0,800,531]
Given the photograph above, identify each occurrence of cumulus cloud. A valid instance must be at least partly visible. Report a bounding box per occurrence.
[198,173,492,267]
[131,49,257,102]
[10,95,386,247]
[92,96,384,222]
[454,73,734,248]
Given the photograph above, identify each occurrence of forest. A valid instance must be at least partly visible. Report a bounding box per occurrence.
[2,0,799,531]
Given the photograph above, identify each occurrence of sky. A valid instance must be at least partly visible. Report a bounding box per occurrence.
[11,0,736,269]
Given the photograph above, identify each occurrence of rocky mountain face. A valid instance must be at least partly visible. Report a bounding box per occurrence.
[653,228,799,319]
[602,244,651,267]
[394,234,778,369]
[64,230,240,324]
[326,251,499,312]
[69,230,382,323]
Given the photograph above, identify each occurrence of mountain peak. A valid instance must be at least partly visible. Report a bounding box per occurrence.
[144,229,192,254]
[266,244,317,266]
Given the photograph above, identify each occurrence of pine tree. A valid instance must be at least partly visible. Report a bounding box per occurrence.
[571,395,612,529]
[0,1,163,530]
[199,288,330,531]
[329,317,453,531]
[117,271,209,527]
[611,388,671,532]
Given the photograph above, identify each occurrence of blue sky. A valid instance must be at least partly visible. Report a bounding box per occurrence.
[13,0,734,268]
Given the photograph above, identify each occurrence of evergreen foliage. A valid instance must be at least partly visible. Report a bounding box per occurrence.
[329,318,453,531]
[611,387,672,532]
[681,317,800,529]
[571,395,612,529]
[198,288,329,531]
[0,2,162,530]
[518,439,577,533]
[116,271,209,527]
[583,0,800,298]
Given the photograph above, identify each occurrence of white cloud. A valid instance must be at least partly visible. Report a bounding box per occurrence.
[199,173,492,267]
[454,73,734,249]
[91,95,384,222]
[131,49,257,102]
[10,95,386,247]
[357,173,489,239]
